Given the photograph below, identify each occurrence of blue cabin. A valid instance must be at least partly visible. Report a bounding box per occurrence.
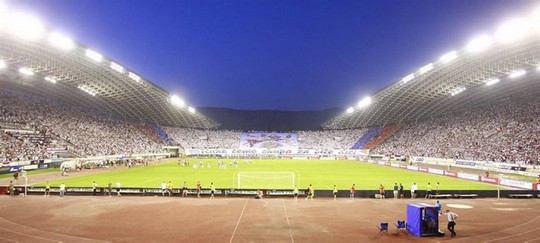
[407,203,445,237]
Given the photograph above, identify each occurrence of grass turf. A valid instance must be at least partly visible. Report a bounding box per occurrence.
[0,168,58,179]
[35,159,500,190]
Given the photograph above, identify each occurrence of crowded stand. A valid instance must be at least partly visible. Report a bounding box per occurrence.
[163,127,242,149]
[0,89,162,162]
[373,97,540,164]
[4,84,538,165]
[164,126,367,150]
[296,129,366,150]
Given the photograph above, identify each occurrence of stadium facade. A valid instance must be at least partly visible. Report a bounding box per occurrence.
[324,18,540,129]
[0,10,218,129]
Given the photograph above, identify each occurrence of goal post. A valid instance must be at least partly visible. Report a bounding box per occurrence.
[237,172,296,189]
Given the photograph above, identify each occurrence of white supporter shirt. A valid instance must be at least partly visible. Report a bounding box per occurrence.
[447,212,458,222]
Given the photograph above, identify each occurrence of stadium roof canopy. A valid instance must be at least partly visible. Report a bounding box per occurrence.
[0,9,218,129]
[324,16,540,129]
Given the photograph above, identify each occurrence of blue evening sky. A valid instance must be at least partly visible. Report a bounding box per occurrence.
[5,0,537,110]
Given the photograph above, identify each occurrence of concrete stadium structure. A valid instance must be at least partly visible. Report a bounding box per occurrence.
[0,8,217,129]
[324,16,540,129]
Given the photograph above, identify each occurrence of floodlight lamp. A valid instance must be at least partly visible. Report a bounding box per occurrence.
[188,106,196,113]
[495,18,529,44]
[450,87,466,96]
[357,96,372,108]
[439,51,457,63]
[78,85,97,96]
[0,60,6,69]
[48,32,75,50]
[44,76,57,83]
[466,35,493,52]
[402,73,415,83]
[110,62,124,73]
[485,78,500,86]
[8,13,45,40]
[85,49,103,62]
[128,72,141,82]
[508,69,526,78]
[419,63,434,74]
[346,107,354,113]
[170,95,185,107]
[18,67,34,76]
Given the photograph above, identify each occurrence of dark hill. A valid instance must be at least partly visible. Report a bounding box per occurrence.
[197,107,342,131]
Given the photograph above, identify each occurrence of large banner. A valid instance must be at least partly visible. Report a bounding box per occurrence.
[240,132,298,150]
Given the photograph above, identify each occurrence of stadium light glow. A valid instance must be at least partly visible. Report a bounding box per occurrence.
[357,96,372,108]
[508,69,526,78]
[485,78,500,86]
[18,67,34,76]
[495,18,529,44]
[533,7,540,31]
[78,85,97,96]
[188,106,196,113]
[44,76,57,84]
[439,51,457,63]
[85,49,103,62]
[419,63,434,74]
[346,107,354,113]
[401,73,415,83]
[0,60,6,69]
[537,65,540,71]
[466,35,493,52]
[0,3,8,26]
[170,95,185,108]
[450,87,466,96]
[48,32,75,50]
[8,13,45,40]
[128,72,141,83]
[110,62,124,73]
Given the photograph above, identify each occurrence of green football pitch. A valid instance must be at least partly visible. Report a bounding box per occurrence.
[36,159,500,190]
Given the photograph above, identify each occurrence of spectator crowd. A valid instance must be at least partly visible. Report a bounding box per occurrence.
[374,96,540,164]
[0,89,162,163]
[163,127,367,150]
[3,86,537,165]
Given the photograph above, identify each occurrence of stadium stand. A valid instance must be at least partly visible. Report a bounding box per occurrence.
[0,88,162,161]
[163,127,367,150]
[364,124,400,150]
[351,126,381,149]
[147,124,174,144]
[296,129,367,150]
[372,96,540,164]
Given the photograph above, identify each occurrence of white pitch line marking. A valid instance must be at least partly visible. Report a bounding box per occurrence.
[0,216,110,243]
[282,199,294,243]
[0,226,59,243]
[229,199,248,243]
[525,236,540,243]
[474,215,540,239]
[484,227,540,243]
[0,235,19,243]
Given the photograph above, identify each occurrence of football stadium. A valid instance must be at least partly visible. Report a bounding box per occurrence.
[1,1,540,242]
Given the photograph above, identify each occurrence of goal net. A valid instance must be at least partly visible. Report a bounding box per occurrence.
[237,172,295,189]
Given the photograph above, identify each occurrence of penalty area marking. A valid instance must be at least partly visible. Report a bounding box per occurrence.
[446,204,473,209]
